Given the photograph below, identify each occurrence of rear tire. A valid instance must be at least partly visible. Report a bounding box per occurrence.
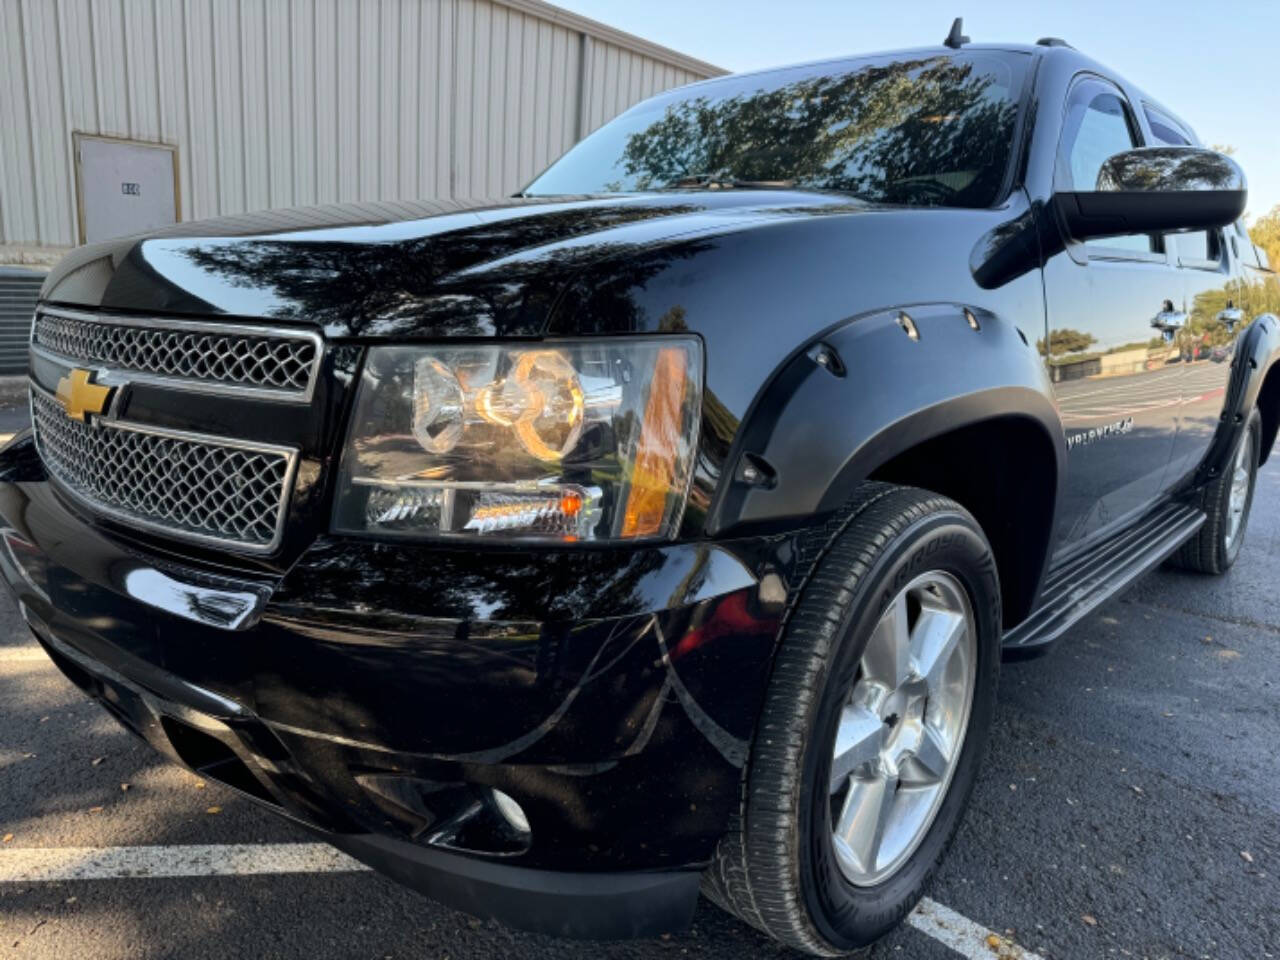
[1172,408,1261,575]
[702,483,1001,955]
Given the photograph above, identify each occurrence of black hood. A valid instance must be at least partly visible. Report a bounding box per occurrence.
[40,192,866,340]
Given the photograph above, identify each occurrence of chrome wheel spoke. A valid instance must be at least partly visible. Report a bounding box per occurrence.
[863,593,911,688]
[901,722,950,786]
[911,607,966,695]
[1226,432,1253,549]
[830,705,885,794]
[835,767,899,875]
[1233,469,1249,496]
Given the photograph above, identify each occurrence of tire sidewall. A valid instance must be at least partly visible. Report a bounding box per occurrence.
[798,510,1001,951]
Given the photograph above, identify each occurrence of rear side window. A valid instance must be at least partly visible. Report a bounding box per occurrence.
[1144,105,1217,265]
[1234,219,1260,268]
[1146,115,1190,147]
[1059,87,1153,255]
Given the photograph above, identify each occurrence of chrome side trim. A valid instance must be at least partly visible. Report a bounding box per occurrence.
[30,382,300,555]
[33,306,325,404]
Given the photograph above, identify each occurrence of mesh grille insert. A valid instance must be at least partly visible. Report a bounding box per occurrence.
[34,311,318,395]
[31,389,293,550]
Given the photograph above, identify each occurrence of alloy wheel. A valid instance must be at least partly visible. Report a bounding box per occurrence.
[829,570,977,886]
[1225,429,1254,553]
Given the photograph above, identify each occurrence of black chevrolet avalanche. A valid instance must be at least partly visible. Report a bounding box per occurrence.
[3,30,1276,955]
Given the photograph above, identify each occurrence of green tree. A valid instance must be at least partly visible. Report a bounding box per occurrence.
[1250,204,1280,268]
[1037,328,1097,356]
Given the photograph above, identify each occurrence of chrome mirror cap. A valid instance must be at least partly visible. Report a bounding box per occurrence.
[1095,145,1246,195]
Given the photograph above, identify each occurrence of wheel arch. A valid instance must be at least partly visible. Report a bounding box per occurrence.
[706,302,1064,629]
[1249,315,1280,466]
[1197,313,1280,481]
[867,414,1059,629]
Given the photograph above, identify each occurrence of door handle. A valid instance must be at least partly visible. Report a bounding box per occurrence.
[1151,309,1187,331]
[1151,301,1186,344]
[1217,306,1244,327]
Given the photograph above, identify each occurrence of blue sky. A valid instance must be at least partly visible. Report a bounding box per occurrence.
[558,0,1280,220]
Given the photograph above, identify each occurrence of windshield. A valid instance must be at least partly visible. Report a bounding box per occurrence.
[525,51,1029,208]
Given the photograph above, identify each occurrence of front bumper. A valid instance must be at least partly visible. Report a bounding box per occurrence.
[0,434,795,938]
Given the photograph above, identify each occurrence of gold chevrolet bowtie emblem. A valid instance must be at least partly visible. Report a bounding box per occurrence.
[55,369,113,422]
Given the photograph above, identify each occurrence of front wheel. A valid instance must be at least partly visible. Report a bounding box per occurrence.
[1173,407,1262,575]
[703,483,1001,955]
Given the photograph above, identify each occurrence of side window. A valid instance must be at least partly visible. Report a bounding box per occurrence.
[1059,86,1154,255]
[1146,115,1189,148]
[1172,227,1219,265]
[1143,105,1217,266]
[1235,219,1259,268]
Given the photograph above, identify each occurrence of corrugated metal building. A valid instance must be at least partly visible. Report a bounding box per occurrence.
[0,0,720,261]
[0,0,720,373]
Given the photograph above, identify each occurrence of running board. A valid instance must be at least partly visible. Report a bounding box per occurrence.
[1002,501,1205,654]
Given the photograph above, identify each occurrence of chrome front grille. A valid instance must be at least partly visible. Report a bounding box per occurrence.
[33,309,321,400]
[31,388,297,552]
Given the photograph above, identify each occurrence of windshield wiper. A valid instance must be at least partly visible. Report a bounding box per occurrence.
[657,174,797,191]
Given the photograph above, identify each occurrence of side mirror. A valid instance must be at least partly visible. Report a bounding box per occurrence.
[1052,146,1246,243]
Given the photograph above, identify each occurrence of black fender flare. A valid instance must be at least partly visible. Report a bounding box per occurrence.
[1194,312,1280,481]
[706,301,1067,536]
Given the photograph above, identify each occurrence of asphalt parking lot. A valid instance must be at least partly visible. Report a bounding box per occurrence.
[1,397,1276,959]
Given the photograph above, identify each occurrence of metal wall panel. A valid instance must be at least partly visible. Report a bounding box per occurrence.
[0,0,720,252]
[25,1,73,245]
[0,0,36,246]
[184,0,220,221]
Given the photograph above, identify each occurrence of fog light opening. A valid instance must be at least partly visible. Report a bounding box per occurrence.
[491,788,531,837]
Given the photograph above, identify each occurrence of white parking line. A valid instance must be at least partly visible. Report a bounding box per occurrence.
[0,645,47,662]
[0,842,1044,958]
[910,897,1046,960]
[0,843,369,881]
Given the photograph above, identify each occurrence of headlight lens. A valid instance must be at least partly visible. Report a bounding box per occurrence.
[334,337,703,542]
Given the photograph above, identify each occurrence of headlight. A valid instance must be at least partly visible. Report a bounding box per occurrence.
[333,337,703,542]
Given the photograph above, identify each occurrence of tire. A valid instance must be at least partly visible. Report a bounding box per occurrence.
[702,482,1001,955]
[1172,407,1262,575]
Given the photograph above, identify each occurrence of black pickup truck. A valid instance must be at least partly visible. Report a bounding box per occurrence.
[2,30,1276,956]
